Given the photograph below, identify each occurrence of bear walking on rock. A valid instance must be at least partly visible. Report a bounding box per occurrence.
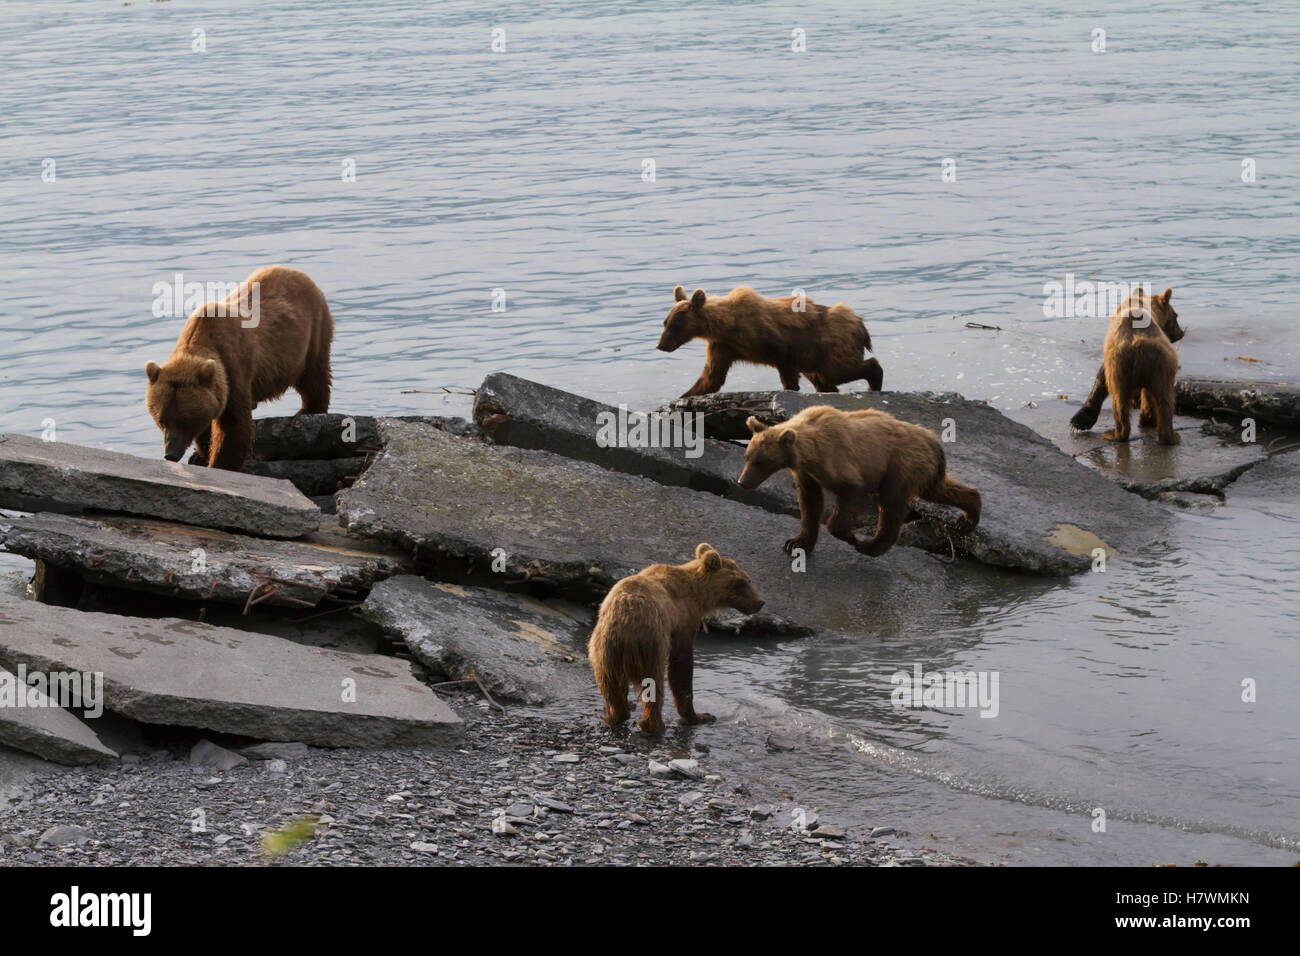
[144,265,334,471]
[657,285,883,397]
[588,544,764,735]
[1068,287,1184,445]
[737,405,981,557]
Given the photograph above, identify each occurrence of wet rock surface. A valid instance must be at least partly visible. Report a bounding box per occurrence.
[0,434,319,538]
[362,576,593,705]
[338,419,997,640]
[672,390,1170,574]
[1013,400,1268,499]
[0,700,962,867]
[0,597,461,747]
[0,512,413,609]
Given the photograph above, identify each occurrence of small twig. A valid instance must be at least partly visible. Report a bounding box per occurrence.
[399,386,477,396]
[290,601,362,624]
[428,675,505,712]
[1267,442,1300,455]
[964,321,1003,331]
[927,524,958,564]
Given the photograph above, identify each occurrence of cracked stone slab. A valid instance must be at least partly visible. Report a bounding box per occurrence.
[672,391,1170,574]
[0,512,414,608]
[1013,400,1268,499]
[362,576,593,705]
[473,372,797,515]
[337,420,1015,641]
[0,663,118,765]
[252,413,475,461]
[0,434,318,538]
[0,597,461,747]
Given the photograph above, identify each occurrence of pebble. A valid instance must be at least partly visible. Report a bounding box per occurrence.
[870,826,896,838]
[669,759,703,780]
[37,825,91,847]
[647,760,674,779]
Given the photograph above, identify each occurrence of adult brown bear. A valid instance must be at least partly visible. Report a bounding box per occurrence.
[144,266,333,470]
[657,286,883,396]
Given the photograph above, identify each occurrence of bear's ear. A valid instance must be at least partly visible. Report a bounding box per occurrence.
[197,359,217,385]
[690,288,707,311]
[779,428,797,449]
[145,361,161,384]
[695,542,721,572]
[1160,287,1173,303]
[674,285,687,302]
[746,415,768,434]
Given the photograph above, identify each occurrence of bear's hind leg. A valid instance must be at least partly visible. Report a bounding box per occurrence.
[637,653,668,735]
[598,672,631,727]
[1102,382,1133,442]
[858,479,908,557]
[295,365,331,415]
[1154,369,1180,445]
[777,364,801,390]
[1138,389,1158,428]
[825,493,866,548]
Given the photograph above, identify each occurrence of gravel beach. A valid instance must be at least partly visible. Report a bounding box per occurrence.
[0,691,969,867]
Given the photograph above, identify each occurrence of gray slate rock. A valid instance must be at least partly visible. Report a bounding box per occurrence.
[361,576,592,705]
[0,597,461,747]
[0,664,118,765]
[190,739,248,771]
[0,434,318,538]
[0,513,414,609]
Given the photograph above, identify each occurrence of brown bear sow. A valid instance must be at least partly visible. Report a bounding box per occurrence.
[588,543,764,735]
[145,266,333,470]
[657,285,883,397]
[1069,287,1184,445]
[737,406,981,557]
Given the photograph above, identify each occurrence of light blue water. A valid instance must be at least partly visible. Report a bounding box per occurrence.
[1,0,1297,864]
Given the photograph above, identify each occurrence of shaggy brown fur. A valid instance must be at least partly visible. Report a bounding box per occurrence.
[1069,287,1184,444]
[657,285,883,397]
[145,266,334,470]
[738,405,981,557]
[587,543,764,735]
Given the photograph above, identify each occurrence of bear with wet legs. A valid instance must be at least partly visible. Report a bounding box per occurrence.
[144,265,334,471]
[1069,287,1184,445]
[737,405,981,557]
[657,285,883,397]
[587,543,764,735]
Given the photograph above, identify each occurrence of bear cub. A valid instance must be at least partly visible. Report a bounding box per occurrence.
[588,543,764,735]
[658,285,883,397]
[738,405,981,557]
[1069,287,1184,445]
[145,265,334,470]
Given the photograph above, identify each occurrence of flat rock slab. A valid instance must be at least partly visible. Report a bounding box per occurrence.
[473,373,797,516]
[0,598,461,747]
[363,576,592,705]
[1012,401,1268,499]
[1176,378,1300,429]
[0,513,414,608]
[1223,450,1300,502]
[252,414,475,461]
[0,664,118,765]
[338,420,1008,640]
[0,435,318,539]
[673,391,1170,574]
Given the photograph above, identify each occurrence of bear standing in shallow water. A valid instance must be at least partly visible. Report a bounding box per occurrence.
[1069,287,1184,445]
[657,285,883,397]
[737,405,981,557]
[144,265,333,471]
[588,543,764,735]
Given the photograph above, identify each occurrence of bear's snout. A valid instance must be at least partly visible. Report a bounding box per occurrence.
[656,334,678,353]
[163,434,190,462]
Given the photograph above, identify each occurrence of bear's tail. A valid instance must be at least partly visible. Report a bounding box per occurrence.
[926,474,981,530]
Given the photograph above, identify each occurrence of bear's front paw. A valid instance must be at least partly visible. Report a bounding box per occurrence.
[186,451,206,466]
[1102,429,1132,442]
[1069,407,1099,431]
[783,535,815,555]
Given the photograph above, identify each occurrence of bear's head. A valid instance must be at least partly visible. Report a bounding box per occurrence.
[737,416,795,489]
[692,543,764,615]
[144,356,227,462]
[657,286,709,352]
[1121,287,1184,343]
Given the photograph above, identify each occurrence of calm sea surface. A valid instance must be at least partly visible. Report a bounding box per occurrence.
[1,0,1297,863]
